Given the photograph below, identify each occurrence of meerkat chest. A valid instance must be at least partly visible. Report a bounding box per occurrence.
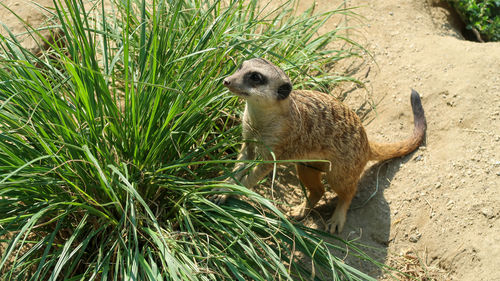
[243,115,284,140]
[241,106,288,149]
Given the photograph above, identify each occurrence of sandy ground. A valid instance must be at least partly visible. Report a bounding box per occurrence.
[292,0,500,280]
[264,0,500,280]
[2,0,499,280]
[0,0,59,54]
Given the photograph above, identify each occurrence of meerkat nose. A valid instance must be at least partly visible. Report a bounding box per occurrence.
[223,79,230,86]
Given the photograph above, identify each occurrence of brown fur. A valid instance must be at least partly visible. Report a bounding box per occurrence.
[212,58,427,233]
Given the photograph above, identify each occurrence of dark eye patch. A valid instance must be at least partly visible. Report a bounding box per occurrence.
[245,71,267,86]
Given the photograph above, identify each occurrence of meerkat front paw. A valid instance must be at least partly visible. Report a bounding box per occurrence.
[208,188,231,205]
[208,176,241,205]
[289,201,310,220]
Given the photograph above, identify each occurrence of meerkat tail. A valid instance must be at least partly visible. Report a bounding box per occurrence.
[368,89,427,161]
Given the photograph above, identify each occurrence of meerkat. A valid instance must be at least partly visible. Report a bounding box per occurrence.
[211,58,427,234]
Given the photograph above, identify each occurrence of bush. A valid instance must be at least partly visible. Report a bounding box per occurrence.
[447,0,500,41]
[0,0,380,280]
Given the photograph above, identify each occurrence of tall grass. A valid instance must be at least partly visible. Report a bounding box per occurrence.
[0,0,377,279]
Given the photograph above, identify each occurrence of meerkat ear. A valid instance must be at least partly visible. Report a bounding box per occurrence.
[277,83,292,100]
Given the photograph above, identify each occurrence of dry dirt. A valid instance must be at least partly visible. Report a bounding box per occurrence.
[290,0,499,280]
[0,0,60,55]
[265,0,499,280]
[1,0,499,280]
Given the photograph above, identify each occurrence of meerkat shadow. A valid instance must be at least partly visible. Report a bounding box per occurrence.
[322,153,416,277]
[264,153,416,277]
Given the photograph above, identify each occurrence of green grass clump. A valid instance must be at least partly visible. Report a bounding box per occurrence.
[0,0,379,279]
[447,0,500,41]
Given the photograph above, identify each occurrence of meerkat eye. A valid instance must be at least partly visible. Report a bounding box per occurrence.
[250,72,262,81]
[248,72,266,84]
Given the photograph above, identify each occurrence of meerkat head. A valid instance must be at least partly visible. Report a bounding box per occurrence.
[223,58,292,103]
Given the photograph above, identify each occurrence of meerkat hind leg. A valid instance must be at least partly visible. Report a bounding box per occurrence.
[290,164,325,220]
[326,178,358,234]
